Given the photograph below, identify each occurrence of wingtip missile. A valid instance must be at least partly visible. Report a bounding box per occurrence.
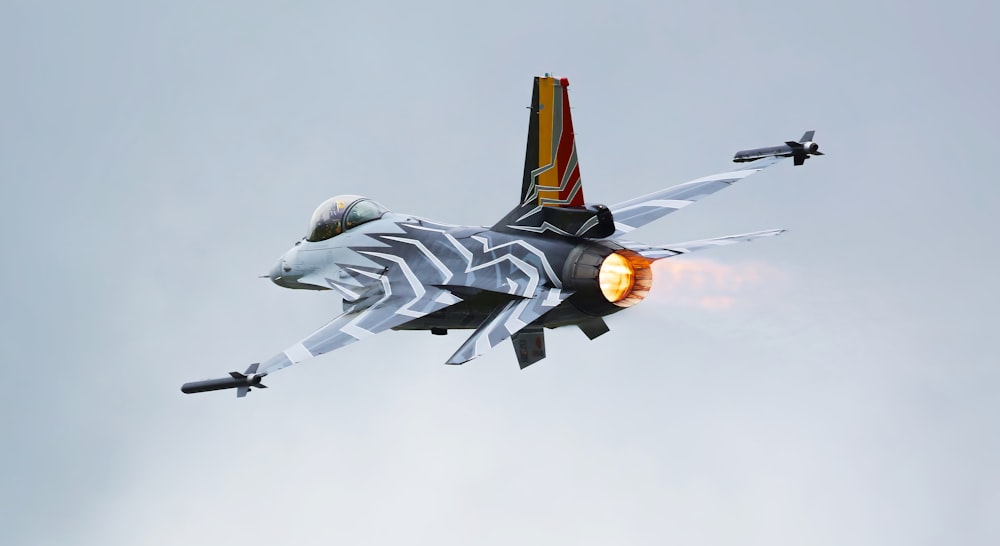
[733,130,823,166]
[181,363,267,397]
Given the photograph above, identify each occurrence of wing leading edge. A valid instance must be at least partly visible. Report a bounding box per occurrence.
[258,286,463,376]
[202,284,571,393]
[183,289,461,398]
[608,156,786,238]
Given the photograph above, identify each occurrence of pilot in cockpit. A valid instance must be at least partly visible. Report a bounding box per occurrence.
[306,195,389,242]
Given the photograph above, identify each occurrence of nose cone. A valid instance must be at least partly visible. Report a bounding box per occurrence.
[269,259,293,288]
[268,256,322,290]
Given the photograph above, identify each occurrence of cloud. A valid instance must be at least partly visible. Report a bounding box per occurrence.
[645,258,790,311]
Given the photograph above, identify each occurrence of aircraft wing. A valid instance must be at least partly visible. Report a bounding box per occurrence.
[608,156,785,238]
[258,286,463,375]
[625,229,785,260]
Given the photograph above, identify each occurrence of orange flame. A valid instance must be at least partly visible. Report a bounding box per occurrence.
[648,258,788,310]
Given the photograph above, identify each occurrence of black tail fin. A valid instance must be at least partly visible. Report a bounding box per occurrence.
[493,75,613,238]
[518,75,585,208]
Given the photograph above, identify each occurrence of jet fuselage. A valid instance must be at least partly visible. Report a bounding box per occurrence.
[268,212,643,333]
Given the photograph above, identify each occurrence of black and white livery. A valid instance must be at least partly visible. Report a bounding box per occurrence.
[181,75,819,397]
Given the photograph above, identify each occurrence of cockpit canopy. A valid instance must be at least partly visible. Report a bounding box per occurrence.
[306,195,389,242]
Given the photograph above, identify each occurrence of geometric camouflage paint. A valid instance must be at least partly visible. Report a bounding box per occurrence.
[183,75,811,396]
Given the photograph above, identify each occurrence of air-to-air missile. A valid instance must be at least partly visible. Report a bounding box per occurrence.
[181,363,267,398]
[734,130,824,166]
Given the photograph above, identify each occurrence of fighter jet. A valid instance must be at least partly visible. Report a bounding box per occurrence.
[733,130,824,166]
[182,75,817,397]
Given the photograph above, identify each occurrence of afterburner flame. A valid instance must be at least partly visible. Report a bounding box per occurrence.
[598,251,652,307]
[599,253,635,302]
[648,258,787,310]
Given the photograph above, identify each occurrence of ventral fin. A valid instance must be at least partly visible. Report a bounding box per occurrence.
[512,327,546,369]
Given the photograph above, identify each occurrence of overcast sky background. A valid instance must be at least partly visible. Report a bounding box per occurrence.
[2,1,998,544]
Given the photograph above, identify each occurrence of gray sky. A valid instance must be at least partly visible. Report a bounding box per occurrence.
[2,1,998,544]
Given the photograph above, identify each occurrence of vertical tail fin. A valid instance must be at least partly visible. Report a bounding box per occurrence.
[520,75,585,208]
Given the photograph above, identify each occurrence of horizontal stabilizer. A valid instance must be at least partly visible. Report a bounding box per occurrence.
[446,287,572,365]
[628,229,785,260]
